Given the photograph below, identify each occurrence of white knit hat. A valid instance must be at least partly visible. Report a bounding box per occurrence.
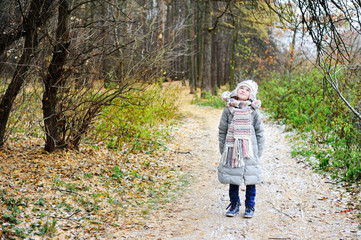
[230,80,258,101]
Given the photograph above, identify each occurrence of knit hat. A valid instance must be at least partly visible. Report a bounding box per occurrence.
[234,80,258,101]
[222,80,258,102]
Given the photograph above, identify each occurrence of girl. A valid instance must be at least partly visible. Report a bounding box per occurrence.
[218,80,265,218]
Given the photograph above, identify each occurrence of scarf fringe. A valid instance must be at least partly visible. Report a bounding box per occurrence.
[232,139,244,167]
[221,138,253,168]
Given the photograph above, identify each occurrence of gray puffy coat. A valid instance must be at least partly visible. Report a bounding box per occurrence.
[218,107,265,185]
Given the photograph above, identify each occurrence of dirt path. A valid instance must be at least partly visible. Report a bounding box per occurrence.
[123,91,360,240]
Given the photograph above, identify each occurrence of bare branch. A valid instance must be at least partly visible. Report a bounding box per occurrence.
[208,0,231,32]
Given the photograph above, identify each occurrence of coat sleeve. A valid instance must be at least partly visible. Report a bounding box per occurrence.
[218,108,230,154]
[253,109,265,157]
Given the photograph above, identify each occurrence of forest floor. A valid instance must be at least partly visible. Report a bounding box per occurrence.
[1,83,360,239]
[116,83,361,240]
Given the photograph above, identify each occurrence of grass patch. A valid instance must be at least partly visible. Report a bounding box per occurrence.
[192,91,226,109]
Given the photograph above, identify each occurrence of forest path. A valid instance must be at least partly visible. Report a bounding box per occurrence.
[120,84,360,240]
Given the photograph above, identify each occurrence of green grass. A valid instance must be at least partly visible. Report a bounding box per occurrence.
[259,69,361,184]
[193,91,226,109]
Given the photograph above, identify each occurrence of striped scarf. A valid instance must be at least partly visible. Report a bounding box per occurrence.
[220,100,254,168]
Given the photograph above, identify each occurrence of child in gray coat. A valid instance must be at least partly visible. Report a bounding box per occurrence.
[218,80,265,218]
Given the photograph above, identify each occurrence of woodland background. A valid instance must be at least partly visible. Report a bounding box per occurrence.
[0,0,361,239]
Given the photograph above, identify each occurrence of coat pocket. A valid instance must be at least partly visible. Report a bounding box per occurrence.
[217,162,244,186]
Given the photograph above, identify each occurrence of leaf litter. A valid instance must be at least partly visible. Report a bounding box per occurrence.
[0,121,190,239]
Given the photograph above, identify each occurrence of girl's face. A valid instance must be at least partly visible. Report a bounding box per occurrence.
[237,86,251,101]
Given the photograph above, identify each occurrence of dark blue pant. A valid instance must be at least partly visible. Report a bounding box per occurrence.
[229,184,256,207]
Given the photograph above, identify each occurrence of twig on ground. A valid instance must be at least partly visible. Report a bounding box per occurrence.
[175,150,192,155]
[52,187,81,196]
[269,238,291,240]
[266,200,295,221]
[58,209,81,219]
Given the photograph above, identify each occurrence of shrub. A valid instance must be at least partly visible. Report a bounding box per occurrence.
[92,83,181,152]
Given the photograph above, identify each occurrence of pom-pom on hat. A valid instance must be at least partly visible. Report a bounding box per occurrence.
[230,80,258,101]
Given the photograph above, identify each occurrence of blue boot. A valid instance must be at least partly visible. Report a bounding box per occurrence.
[243,206,255,218]
[226,201,240,217]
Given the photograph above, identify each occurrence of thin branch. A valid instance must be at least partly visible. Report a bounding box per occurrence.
[208,0,231,32]
[69,0,95,13]
[319,60,361,121]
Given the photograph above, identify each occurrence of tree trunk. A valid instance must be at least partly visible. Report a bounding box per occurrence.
[42,0,70,152]
[229,16,238,88]
[211,30,217,95]
[192,0,198,93]
[159,0,166,47]
[0,0,53,146]
[211,1,219,94]
[101,3,111,83]
[286,22,300,77]
[216,32,224,87]
[201,0,212,97]
[224,37,231,88]
[0,35,36,145]
[197,1,204,90]
[186,0,195,93]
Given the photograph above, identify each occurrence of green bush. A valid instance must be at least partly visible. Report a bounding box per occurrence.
[92,83,181,152]
[260,69,361,183]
